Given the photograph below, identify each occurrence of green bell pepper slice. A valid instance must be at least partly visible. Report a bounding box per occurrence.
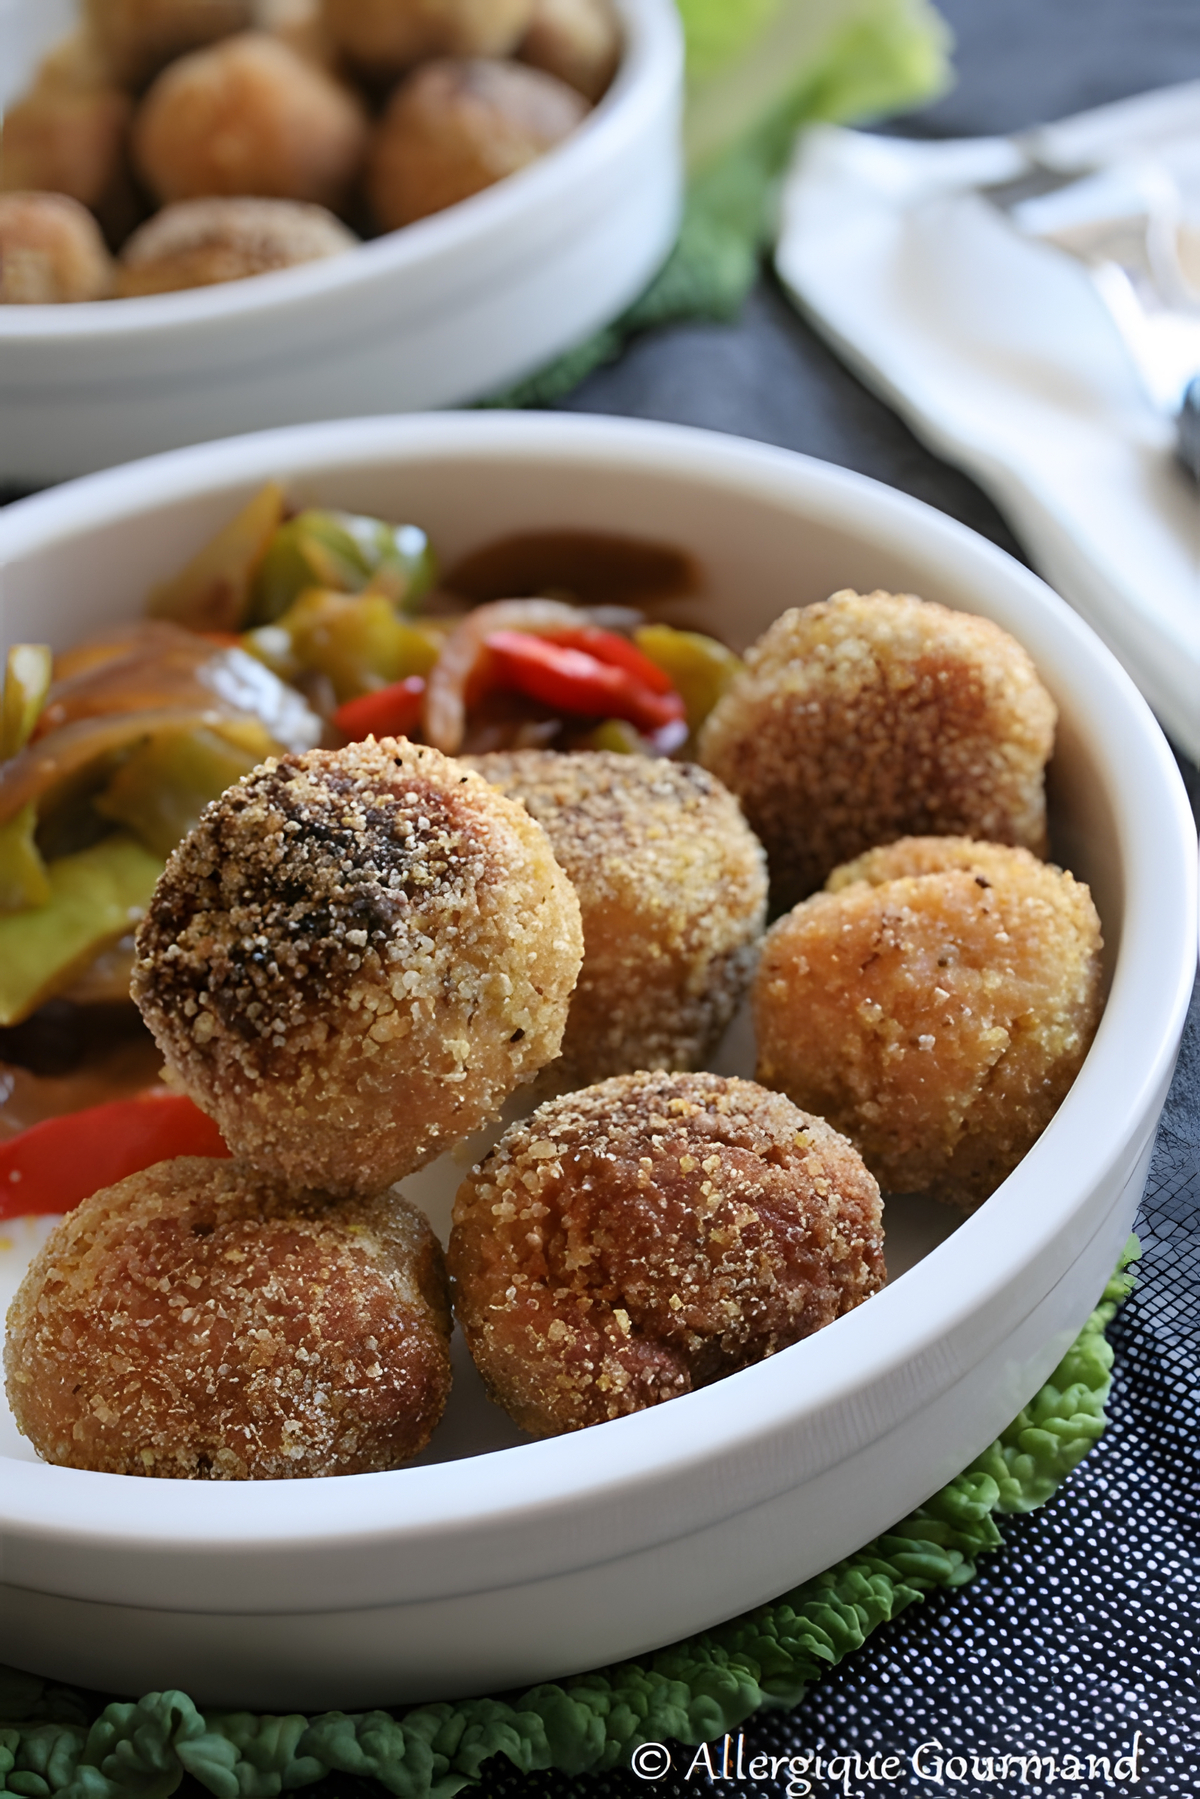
[95,726,265,859]
[250,510,437,625]
[0,833,163,1026]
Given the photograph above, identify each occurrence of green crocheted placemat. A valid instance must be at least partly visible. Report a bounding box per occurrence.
[0,1242,1139,1799]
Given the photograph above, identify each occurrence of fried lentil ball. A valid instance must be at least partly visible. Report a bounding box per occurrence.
[321,0,537,79]
[754,837,1104,1208]
[0,75,132,217]
[84,0,253,88]
[117,195,357,293]
[0,192,115,303]
[698,590,1058,912]
[518,0,620,101]
[132,32,368,209]
[132,739,583,1194]
[466,751,767,1093]
[449,1070,885,1437]
[367,57,588,229]
[4,1157,452,1478]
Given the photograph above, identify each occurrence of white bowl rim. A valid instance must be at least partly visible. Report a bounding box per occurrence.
[0,412,1195,1572]
[0,0,682,345]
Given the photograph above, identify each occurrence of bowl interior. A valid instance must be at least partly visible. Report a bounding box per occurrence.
[0,425,1127,934]
[0,414,1192,1543]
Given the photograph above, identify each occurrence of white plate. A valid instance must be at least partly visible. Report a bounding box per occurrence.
[0,0,683,482]
[0,412,1195,1709]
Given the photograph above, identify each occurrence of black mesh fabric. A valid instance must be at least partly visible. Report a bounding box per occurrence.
[465,980,1200,1798]
[167,979,1197,1799]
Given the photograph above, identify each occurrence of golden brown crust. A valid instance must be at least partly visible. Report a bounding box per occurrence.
[754,836,1103,1206]
[117,195,357,294]
[0,192,116,303]
[132,738,583,1193]
[698,590,1057,912]
[449,1070,884,1437]
[4,1157,452,1478]
[367,57,587,229]
[132,32,368,208]
[466,751,767,1093]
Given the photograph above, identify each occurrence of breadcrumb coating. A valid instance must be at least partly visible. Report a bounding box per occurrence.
[449,1070,884,1437]
[84,0,253,88]
[322,0,536,74]
[755,837,1103,1207]
[4,1157,452,1478]
[366,56,586,230]
[466,752,767,1093]
[132,738,583,1193]
[698,591,1057,911]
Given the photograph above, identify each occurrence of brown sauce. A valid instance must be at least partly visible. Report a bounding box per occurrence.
[442,530,701,610]
[0,1001,161,1137]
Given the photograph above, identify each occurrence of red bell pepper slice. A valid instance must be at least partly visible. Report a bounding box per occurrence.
[485,632,686,735]
[333,676,426,743]
[0,1091,229,1221]
[543,626,676,695]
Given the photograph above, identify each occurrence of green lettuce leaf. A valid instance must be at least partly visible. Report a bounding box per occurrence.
[682,0,953,170]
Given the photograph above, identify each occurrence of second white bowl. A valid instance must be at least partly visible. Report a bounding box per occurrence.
[0,0,683,482]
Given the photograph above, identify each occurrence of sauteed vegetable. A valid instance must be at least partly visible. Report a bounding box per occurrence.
[0,490,740,1145]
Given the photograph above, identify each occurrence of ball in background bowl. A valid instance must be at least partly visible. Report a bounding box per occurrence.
[132,31,369,208]
[0,191,115,302]
[367,56,587,228]
[517,0,620,101]
[84,0,253,88]
[116,195,358,294]
[0,0,685,479]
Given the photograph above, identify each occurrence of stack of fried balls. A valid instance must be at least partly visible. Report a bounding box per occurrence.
[5,584,1106,1475]
[7,739,585,1475]
[0,0,617,302]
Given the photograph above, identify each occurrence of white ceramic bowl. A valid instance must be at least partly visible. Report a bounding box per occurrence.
[0,0,683,483]
[0,414,1195,1710]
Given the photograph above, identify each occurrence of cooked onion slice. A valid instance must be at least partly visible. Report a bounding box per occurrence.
[39,622,321,753]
